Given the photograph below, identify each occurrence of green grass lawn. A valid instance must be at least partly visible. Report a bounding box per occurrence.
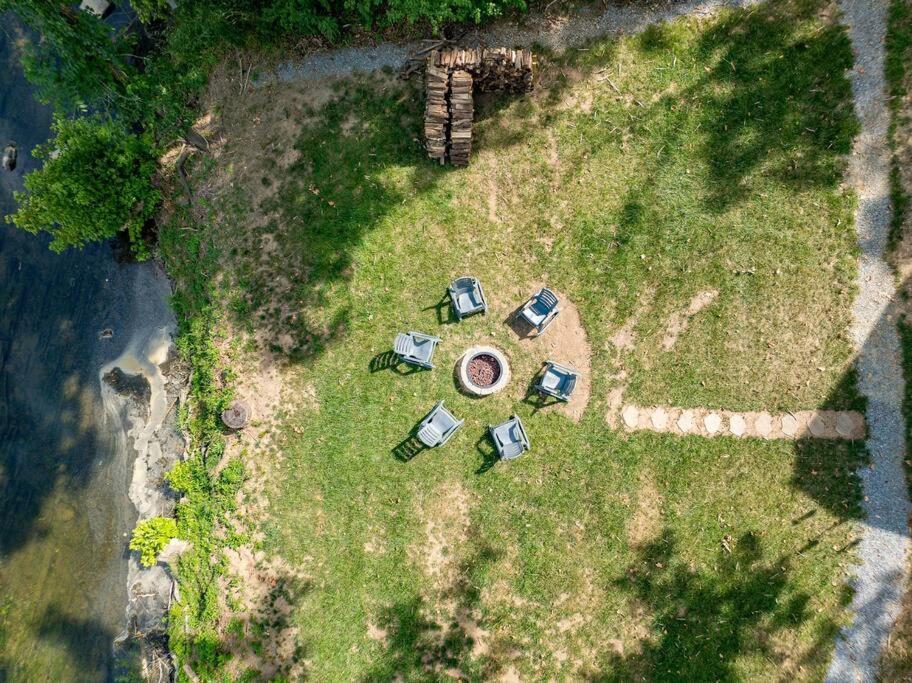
[166,0,868,678]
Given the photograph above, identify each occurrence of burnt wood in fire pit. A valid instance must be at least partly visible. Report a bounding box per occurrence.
[467,353,501,387]
[457,345,510,396]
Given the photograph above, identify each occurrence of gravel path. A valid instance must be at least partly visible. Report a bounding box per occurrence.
[827,1,912,680]
[266,0,758,84]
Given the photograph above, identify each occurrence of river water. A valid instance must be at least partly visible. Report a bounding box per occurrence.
[0,19,175,681]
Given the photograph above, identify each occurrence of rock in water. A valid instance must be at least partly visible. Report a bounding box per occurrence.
[2,144,17,172]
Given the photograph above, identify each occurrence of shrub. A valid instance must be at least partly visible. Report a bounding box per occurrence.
[1,0,134,112]
[7,115,160,257]
[130,517,179,567]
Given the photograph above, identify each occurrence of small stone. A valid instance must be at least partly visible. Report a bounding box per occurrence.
[729,414,746,437]
[704,413,722,434]
[836,412,863,439]
[808,413,828,438]
[622,405,640,429]
[781,414,798,437]
[677,410,695,433]
[651,408,669,430]
[754,412,772,437]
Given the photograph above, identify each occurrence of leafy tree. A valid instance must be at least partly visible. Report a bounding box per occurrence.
[0,0,134,112]
[131,0,173,24]
[130,517,179,567]
[7,115,160,257]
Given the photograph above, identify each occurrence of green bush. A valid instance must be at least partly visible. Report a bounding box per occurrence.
[130,517,179,567]
[0,0,135,112]
[233,0,530,39]
[7,115,160,257]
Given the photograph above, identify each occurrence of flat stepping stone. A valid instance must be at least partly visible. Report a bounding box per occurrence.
[622,405,639,429]
[651,408,669,430]
[615,405,865,442]
[781,414,798,437]
[677,410,695,433]
[836,411,865,439]
[754,412,773,438]
[704,412,722,434]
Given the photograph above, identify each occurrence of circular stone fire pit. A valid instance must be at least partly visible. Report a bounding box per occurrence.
[457,345,510,396]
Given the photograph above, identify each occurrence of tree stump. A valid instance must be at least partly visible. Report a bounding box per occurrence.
[221,400,251,430]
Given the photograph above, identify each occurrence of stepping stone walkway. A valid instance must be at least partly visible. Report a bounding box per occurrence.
[619,404,865,441]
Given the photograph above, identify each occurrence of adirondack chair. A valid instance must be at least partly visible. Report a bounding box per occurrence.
[535,361,579,402]
[393,331,441,369]
[448,276,488,319]
[488,414,530,460]
[518,287,560,334]
[417,401,464,447]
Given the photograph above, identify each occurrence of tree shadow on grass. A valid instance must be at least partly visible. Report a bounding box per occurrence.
[360,542,513,681]
[689,0,857,212]
[595,528,839,681]
[221,75,442,368]
[791,438,866,524]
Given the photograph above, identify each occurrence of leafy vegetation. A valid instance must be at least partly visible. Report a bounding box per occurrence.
[161,0,868,678]
[5,115,160,256]
[4,0,537,254]
[257,0,527,38]
[130,517,179,567]
[0,0,135,112]
[156,205,249,678]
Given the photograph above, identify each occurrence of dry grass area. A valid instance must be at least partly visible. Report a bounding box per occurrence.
[161,0,874,679]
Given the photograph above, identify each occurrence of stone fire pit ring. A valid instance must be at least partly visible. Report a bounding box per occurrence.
[457,345,510,396]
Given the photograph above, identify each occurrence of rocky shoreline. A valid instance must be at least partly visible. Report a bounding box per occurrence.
[99,266,184,682]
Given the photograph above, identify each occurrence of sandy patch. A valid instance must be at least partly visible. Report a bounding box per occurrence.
[220,545,309,681]
[546,128,560,168]
[367,621,388,643]
[506,286,592,422]
[488,184,501,223]
[412,481,472,589]
[661,288,718,351]
[604,289,655,426]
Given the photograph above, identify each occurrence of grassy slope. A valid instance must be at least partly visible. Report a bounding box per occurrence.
[169,0,867,679]
[880,0,912,680]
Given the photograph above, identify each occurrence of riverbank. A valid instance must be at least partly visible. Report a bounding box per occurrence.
[99,266,183,682]
[0,18,184,679]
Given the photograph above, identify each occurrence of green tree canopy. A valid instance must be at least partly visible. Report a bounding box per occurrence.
[0,0,134,111]
[7,115,161,257]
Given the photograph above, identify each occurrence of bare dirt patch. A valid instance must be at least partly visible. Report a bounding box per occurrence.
[412,481,472,589]
[505,286,592,422]
[604,290,655,427]
[627,472,662,547]
[220,545,310,681]
[661,288,719,351]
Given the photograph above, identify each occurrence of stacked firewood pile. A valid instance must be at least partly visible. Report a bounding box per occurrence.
[448,70,474,166]
[424,47,534,166]
[424,60,449,163]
